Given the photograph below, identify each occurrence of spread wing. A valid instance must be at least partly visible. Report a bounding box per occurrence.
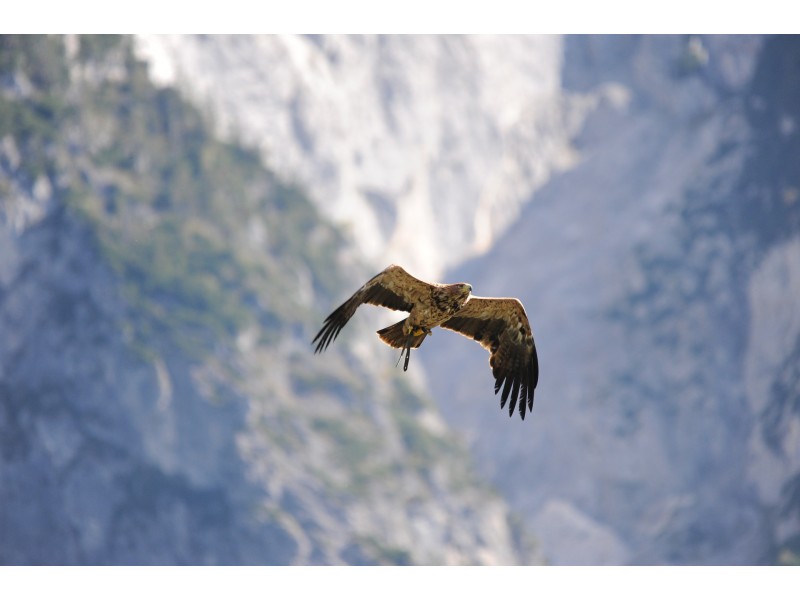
[313,264,434,353]
[440,296,539,420]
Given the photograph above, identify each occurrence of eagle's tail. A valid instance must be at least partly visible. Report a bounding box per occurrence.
[378,319,430,372]
[376,319,427,349]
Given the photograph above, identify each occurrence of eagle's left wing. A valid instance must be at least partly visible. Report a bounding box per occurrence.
[441,297,539,420]
[313,264,434,354]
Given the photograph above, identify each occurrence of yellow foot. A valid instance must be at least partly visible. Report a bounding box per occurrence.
[412,327,430,337]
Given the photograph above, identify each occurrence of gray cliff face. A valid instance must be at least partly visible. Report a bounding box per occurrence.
[428,35,800,565]
[0,36,534,565]
[0,209,293,564]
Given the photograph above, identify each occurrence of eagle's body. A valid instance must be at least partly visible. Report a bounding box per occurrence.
[313,265,539,420]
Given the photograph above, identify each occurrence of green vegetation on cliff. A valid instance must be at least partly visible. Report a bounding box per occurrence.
[1,35,342,356]
[1,34,525,565]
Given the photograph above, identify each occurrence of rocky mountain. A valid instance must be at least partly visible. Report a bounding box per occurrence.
[130,34,800,565]
[0,35,535,565]
[4,33,799,567]
[134,35,582,281]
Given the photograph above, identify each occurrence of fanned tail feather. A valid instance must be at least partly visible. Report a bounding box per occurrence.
[376,319,426,350]
[378,319,429,372]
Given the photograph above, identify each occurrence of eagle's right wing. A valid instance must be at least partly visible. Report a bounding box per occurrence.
[313,265,434,353]
[441,296,539,420]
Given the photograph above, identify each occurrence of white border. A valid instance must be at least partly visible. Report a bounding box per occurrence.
[2,2,796,34]
[3,566,800,600]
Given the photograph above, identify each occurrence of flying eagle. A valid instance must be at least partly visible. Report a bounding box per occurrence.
[313,265,539,420]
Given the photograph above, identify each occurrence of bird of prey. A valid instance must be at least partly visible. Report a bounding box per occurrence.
[313,264,539,420]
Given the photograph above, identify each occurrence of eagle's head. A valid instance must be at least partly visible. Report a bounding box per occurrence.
[451,282,473,304]
[433,282,473,314]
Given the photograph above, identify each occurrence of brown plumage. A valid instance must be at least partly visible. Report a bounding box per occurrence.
[313,264,539,420]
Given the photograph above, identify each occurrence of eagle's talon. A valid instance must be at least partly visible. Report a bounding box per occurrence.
[395,337,413,371]
[396,334,414,371]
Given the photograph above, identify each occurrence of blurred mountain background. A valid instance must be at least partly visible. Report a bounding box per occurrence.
[1,34,798,565]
